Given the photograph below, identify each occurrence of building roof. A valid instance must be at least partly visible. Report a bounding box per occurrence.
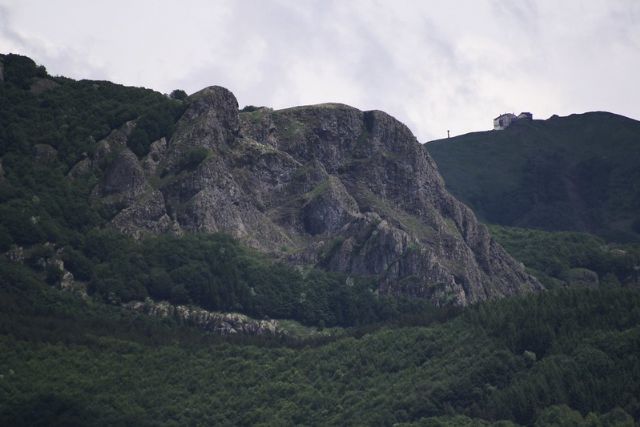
[493,113,516,120]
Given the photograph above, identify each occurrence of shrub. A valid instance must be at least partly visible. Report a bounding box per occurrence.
[180,147,209,171]
[169,89,188,100]
[240,105,261,112]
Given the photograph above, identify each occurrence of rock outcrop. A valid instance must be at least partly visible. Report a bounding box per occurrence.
[123,298,282,336]
[90,87,542,306]
[33,144,57,164]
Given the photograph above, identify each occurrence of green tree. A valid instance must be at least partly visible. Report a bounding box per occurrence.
[169,89,188,100]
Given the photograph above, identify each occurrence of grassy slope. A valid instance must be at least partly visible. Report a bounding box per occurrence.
[425,113,640,242]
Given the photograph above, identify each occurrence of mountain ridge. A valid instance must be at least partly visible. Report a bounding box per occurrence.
[426,111,640,242]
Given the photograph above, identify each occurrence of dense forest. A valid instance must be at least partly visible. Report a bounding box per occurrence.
[1,54,640,426]
[1,263,639,425]
[489,225,640,290]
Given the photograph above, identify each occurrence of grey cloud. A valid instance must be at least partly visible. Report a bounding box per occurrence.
[491,0,539,30]
[607,0,640,48]
[0,0,638,141]
[0,5,27,49]
[0,3,108,81]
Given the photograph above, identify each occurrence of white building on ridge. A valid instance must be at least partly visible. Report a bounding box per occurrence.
[493,112,532,130]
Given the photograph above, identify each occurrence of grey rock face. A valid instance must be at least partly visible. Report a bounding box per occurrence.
[302,176,359,235]
[141,138,167,175]
[29,78,59,95]
[124,298,282,336]
[164,86,240,173]
[93,120,136,166]
[50,257,88,298]
[101,149,147,199]
[67,156,92,179]
[92,88,542,306]
[110,189,176,238]
[33,144,57,164]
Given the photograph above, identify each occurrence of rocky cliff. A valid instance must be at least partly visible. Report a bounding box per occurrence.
[83,86,541,306]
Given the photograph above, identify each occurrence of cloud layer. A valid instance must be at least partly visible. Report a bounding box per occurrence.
[1,0,638,141]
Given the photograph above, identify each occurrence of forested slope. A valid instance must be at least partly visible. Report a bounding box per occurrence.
[426,113,640,242]
[2,53,640,426]
[1,264,638,426]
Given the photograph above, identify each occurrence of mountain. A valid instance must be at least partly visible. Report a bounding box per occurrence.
[0,53,540,310]
[2,54,640,427]
[110,90,542,305]
[425,113,640,242]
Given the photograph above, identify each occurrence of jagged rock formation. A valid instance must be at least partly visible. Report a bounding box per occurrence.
[83,86,541,306]
[123,298,282,336]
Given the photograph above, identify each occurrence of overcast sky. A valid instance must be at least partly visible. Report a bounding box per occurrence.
[0,0,638,141]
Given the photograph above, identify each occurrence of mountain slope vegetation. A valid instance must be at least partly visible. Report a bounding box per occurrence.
[425,113,640,242]
[1,264,638,426]
[488,225,640,290]
[2,54,640,426]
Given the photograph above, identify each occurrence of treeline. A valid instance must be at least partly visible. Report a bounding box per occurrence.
[0,54,185,166]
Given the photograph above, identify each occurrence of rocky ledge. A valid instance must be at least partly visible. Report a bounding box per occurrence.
[123,298,282,336]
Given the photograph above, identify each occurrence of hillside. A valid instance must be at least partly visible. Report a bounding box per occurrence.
[0,53,539,312]
[488,225,640,290]
[425,113,640,242]
[1,263,639,426]
[2,53,640,427]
